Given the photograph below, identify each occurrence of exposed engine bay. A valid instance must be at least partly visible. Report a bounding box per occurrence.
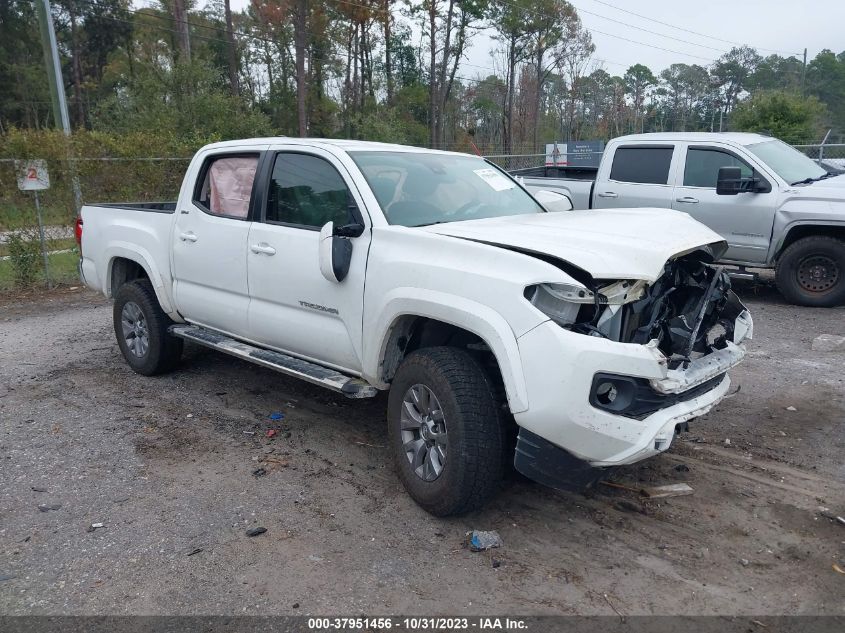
[527,252,752,368]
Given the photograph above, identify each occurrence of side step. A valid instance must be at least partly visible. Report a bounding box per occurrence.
[725,266,759,282]
[169,324,378,399]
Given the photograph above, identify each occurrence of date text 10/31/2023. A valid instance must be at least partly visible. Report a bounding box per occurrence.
[307,617,528,630]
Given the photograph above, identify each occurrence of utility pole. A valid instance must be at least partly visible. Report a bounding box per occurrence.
[35,0,70,133]
[35,0,82,214]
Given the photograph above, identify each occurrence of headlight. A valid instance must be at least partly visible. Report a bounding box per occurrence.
[526,280,648,327]
[526,283,589,326]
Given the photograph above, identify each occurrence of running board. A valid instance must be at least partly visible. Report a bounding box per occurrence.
[725,267,758,282]
[169,325,378,399]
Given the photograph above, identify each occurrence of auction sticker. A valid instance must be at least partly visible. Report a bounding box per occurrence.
[473,168,515,192]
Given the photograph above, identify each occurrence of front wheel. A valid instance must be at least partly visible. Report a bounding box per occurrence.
[775,236,845,307]
[387,347,505,516]
[113,279,183,375]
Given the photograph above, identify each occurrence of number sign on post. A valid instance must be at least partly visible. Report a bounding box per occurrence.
[15,159,52,287]
[16,160,51,191]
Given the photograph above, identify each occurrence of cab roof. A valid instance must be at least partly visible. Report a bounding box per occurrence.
[201,137,472,156]
[612,132,772,146]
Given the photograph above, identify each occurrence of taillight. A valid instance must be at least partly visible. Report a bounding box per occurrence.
[74,216,83,255]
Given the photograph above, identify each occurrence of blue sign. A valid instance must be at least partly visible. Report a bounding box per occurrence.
[566,141,604,167]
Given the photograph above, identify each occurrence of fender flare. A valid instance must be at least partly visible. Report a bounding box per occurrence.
[104,242,176,316]
[366,288,530,413]
[771,219,845,261]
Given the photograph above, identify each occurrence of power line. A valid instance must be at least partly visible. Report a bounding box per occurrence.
[585,0,803,56]
[587,27,713,63]
[568,2,727,54]
[63,0,727,88]
[491,0,716,63]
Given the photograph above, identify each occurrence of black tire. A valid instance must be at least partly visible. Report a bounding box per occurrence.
[113,279,183,376]
[387,347,505,516]
[775,236,845,307]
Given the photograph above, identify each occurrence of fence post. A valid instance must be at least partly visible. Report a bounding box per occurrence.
[33,191,52,288]
[818,129,831,166]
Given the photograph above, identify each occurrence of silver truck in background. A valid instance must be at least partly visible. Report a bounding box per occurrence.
[520,133,845,307]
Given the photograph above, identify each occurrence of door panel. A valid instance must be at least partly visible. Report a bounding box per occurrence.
[247,149,370,373]
[672,147,776,263]
[172,152,259,332]
[594,145,677,209]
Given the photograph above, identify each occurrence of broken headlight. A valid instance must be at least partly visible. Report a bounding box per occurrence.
[526,283,587,326]
[526,280,648,328]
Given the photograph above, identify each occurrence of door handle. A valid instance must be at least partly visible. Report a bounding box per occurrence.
[179,231,197,242]
[675,196,699,204]
[597,191,618,198]
[250,243,276,256]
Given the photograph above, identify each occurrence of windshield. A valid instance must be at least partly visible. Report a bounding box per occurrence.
[349,151,544,227]
[746,139,827,185]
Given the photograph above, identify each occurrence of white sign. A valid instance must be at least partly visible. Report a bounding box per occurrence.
[473,167,515,192]
[16,160,50,191]
[545,143,567,166]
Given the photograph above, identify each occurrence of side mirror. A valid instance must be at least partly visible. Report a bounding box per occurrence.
[532,189,574,213]
[333,222,365,238]
[318,221,355,283]
[716,167,742,195]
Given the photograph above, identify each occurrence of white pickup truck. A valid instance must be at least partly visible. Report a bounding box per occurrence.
[78,138,752,515]
[521,133,845,307]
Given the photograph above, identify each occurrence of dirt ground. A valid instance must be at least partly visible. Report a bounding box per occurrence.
[0,280,843,616]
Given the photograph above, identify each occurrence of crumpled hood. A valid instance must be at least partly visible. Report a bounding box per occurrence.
[419,208,726,282]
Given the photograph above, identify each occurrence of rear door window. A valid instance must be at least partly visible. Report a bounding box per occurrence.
[194,154,259,219]
[609,147,674,185]
[683,148,753,188]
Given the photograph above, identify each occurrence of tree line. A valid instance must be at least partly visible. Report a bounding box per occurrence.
[1,0,844,153]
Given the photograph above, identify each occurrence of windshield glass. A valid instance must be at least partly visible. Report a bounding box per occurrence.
[349,151,544,227]
[746,139,827,184]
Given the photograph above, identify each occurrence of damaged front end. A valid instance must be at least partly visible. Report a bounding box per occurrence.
[526,249,753,373]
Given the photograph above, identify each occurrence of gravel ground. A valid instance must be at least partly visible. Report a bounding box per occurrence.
[0,281,843,616]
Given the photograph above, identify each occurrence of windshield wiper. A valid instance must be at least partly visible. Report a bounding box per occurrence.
[791,172,835,186]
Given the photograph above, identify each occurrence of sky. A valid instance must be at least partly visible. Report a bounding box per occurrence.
[224,0,845,77]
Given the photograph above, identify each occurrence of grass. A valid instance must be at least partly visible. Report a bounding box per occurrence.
[0,248,80,291]
[0,202,73,230]
[0,237,76,258]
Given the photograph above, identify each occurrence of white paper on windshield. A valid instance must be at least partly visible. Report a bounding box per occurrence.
[473,168,515,192]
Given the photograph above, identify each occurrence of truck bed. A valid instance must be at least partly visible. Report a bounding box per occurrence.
[511,166,597,181]
[517,173,595,209]
[79,202,177,306]
[85,201,177,213]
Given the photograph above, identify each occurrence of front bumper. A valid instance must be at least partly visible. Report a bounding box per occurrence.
[514,320,745,468]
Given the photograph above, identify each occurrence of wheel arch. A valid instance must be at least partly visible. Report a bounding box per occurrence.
[104,245,175,316]
[367,292,529,413]
[774,222,845,261]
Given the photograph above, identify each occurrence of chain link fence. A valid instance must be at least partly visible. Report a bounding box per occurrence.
[0,157,190,289]
[793,144,845,171]
[1,140,843,291]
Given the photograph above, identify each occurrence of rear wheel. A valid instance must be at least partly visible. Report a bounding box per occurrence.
[388,347,505,516]
[775,236,845,307]
[113,279,183,375]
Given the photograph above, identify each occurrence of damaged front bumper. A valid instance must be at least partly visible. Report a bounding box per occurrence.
[513,261,752,481]
[648,340,746,395]
[514,320,746,470]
